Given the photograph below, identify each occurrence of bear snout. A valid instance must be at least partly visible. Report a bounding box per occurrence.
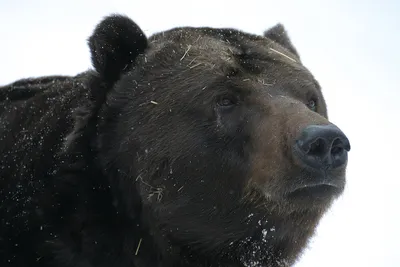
[281,124,351,200]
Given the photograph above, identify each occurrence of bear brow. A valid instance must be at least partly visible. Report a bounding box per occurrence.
[230,44,285,75]
[186,35,273,76]
[150,28,296,77]
[209,34,299,75]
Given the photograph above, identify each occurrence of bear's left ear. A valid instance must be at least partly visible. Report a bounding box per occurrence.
[263,24,299,59]
[88,14,148,84]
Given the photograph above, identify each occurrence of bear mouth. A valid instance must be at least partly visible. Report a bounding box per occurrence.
[287,183,343,199]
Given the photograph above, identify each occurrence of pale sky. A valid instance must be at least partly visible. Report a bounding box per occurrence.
[0,1,399,266]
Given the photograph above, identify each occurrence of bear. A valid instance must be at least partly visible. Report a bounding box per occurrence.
[0,14,351,267]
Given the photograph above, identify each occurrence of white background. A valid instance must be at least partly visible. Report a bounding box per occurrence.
[0,1,399,266]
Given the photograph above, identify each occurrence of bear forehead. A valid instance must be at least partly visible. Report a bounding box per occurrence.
[147,27,312,83]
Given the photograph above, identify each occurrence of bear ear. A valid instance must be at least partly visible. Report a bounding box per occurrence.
[88,14,148,84]
[263,23,299,58]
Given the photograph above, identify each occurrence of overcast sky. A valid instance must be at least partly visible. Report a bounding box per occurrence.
[0,1,399,266]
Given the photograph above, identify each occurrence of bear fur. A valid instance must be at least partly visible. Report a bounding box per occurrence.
[0,14,350,267]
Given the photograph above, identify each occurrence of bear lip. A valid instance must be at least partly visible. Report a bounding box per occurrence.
[286,181,344,199]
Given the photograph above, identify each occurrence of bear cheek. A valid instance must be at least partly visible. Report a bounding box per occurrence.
[245,121,290,200]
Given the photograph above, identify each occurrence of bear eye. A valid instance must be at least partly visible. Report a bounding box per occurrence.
[307,98,317,111]
[217,95,237,107]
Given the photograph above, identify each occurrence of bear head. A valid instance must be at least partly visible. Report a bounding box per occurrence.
[64,14,351,267]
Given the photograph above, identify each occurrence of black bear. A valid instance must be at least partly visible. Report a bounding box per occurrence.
[0,14,351,267]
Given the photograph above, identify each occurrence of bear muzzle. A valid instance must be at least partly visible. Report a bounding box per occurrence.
[287,124,351,199]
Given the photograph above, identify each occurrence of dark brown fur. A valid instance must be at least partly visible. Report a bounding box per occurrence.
[0,14,349,267]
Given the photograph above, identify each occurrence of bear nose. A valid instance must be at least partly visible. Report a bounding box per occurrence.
[294,124,351,170]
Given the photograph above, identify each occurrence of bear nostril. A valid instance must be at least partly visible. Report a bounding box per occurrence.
[331,137,350,162]
[331,138,343,154]
[307,138,326,156]
[331,145,343,157]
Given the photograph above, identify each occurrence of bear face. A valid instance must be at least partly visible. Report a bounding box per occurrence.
[0,14,350,267]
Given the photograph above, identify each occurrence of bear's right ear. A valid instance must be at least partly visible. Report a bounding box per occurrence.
[88,14,148,84]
